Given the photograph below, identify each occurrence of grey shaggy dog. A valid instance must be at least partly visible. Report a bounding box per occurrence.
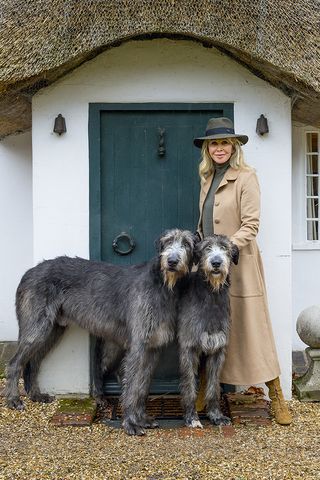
[5,229,197,436]
[178,234,239,429]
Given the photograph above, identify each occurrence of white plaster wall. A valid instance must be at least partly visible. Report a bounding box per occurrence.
[292,123,320,350]
[33,39,292,397]
[0,132,32,340]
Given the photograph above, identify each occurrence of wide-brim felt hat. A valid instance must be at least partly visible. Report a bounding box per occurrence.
[193,117,248,148]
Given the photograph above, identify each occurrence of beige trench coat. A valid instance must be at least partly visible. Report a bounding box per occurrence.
[198,167,280,385]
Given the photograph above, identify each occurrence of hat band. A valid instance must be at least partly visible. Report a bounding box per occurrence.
[205,127,235,136]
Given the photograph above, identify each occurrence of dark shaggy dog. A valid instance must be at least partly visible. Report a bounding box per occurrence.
[5,229,197,436]
[178,234,239,428]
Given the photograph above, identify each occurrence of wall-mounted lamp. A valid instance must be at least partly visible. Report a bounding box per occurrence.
[53,114,67,135]
[256,114,269,136]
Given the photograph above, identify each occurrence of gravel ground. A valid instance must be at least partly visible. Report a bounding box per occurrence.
[0,383,319,480]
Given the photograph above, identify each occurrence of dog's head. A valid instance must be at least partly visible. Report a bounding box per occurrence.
[156,229,200,289]
[195,235,239,291]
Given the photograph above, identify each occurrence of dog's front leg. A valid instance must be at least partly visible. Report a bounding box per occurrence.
[179,346,203,428]
[206,351,231,426]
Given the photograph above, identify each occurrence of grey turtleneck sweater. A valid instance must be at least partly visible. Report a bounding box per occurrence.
[202,161,230,237]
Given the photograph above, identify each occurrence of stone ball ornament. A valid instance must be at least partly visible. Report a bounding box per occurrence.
[296,305,320,348]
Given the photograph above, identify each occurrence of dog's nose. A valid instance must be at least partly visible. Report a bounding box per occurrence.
[167,257,179,268]
[211,256,222,268]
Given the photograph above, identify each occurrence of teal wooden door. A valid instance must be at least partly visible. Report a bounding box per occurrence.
[89,103,233,393]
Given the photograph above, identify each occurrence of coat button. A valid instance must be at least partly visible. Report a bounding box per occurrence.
[215,201,220,206]
[214,219,220,224]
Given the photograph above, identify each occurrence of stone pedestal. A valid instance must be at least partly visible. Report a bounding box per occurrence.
[293,305,320,402]
[294,348,320,401]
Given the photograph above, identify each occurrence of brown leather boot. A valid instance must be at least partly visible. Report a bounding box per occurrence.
[266,377,292,425]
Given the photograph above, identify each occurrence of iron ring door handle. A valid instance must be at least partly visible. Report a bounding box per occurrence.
[112,232,136,255]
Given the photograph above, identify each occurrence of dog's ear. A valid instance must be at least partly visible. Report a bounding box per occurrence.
[193,239,203,265]
[231,242,239,265]
[193,231,202,246]
[154,235,163,253]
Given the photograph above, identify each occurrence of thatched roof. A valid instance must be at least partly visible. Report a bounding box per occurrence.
[0,0,319,138]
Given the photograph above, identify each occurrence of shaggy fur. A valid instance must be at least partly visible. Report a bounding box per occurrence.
[178,234,239,428]
[5,229,197,436]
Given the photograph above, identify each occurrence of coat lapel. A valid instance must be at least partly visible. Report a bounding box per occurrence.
[201,167,240,204]
[215,167,240,192]
[201,174,213,198]
[198,167,241,234]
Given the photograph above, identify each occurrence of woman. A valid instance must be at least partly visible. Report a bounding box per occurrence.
[194,117,292,425]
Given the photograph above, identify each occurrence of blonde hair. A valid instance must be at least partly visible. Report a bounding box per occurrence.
[198,138,250,181]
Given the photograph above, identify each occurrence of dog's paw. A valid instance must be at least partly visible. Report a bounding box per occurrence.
[207,407,232,426]
[185,416,203,428]
[122,419,146,436]
[143,415,159,429]
[124,425,146,436]
[189,419,203,429]
[210,414,231,426]
[6,398,25,410]
[30,393,55,404]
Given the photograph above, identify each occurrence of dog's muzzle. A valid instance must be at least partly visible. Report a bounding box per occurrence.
[167,255,179,271]
[209,255,223,274]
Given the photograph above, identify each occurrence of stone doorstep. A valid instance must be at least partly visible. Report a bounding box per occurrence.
[51,412,95,427]
[232,417,271,426]
[50,397,97,427]
[225,392,272,426]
